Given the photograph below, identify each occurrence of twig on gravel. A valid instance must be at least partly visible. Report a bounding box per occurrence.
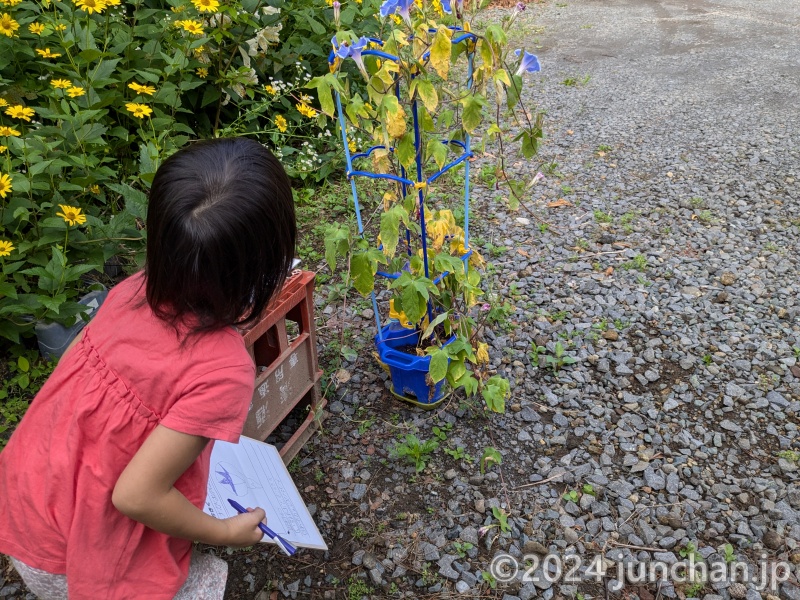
[512,471,565,490]
[607,541,667,553]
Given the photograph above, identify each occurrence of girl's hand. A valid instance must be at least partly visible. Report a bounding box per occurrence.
[223,507,267,547]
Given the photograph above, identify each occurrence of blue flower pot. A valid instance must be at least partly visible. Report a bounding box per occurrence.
[374,321,452,409]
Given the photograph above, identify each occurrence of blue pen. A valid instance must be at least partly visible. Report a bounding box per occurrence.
[227,499,296,556]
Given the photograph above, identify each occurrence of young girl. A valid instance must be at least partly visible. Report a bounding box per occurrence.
[0,137,297,599]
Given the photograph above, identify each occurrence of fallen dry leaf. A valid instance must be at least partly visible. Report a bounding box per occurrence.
[605,267,614,276]
[567,129,574,135]
[334,368,351,384]
[547,198,572,208]
[517,249,530,257]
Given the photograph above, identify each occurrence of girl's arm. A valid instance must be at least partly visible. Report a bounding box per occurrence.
[112,425,265,547]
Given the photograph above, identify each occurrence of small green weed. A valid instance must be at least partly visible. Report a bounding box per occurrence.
[544,341,578,373]
[696,210,714,224]
[778,450,800,463]
[621,254,648,271]
[721,543,736,564]
[480,446,502,474]
[690,196,705,208]
[491,506,511,533]
[445,446,473,462]
[481,570,497,590]
[453,541,474,558]
[702,354,713,366]
[347,576,372,600]
[679,541,703,563]
[392,434,439,473]
[594,209,613,224]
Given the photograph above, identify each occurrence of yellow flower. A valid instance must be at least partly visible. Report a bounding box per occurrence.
[0,240,15,257]
[73,0,106,13]
[0,173,11,198]
[125,102,153,119]
[299,93,312,103]
[390,14,402,25]
[36,48,62,58]
[296,102,317,119]
[191,0,219,12]
[275,114,287,132]
[66,86,85,98]
[55,23,66,31]
[89,184,100,194]
[0,126,21,136]
[1,0,22,6]
[196,67,208,78]
[105,0,120,5]
[56,204,87,226]
[348,139,356,153]
[170,4,186,12]
[51,79,72,89]
[0,146,6,153]
[193,45,205,56]
[263,84,276,95]
[29,22,46,35]
[4,105,34,122]
[176,19,203,35]
[0,98,7,107]
[128,82,156,96]
[0,13,20,37]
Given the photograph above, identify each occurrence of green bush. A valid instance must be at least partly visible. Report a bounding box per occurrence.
[0,0,380,345]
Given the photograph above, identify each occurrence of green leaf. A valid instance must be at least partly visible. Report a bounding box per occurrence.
[413,79,438,112]
[460,94,486,133]
[448,358,466,382]
[107,183,148,220]
[0,282,17,299]
[481,375,510,413]
[429,29,452,80]
[426,139,448,171]
[306,75,334,117]
[350,252,376,296]
[428,349,449,383]
[396,132,416,170]
[520,130,539,159]
[507,74,523,109]
[422,311,449,340]
[323,224,351,271]
[380,204,408,259]
[17,356,30,373]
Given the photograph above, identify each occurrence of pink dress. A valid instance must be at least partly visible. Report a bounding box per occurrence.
[0,272,255,599]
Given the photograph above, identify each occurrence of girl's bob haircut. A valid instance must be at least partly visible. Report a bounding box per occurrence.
[145,137,296,334]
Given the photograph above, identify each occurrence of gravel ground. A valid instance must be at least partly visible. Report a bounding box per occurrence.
[3,1,800,599]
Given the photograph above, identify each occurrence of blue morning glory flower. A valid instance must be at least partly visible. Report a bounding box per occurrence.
[380,0,413,25]
[514,49,541,76]
[349,36,370,78]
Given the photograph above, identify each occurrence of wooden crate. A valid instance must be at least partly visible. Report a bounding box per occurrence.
[239,270,325,464]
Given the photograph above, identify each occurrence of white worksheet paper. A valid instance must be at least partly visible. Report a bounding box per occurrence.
[203,436,327,551]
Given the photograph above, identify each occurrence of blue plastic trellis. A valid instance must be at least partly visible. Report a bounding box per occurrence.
[330,29,478,340]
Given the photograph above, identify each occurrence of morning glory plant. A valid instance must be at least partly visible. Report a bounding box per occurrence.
[311,0,544,413]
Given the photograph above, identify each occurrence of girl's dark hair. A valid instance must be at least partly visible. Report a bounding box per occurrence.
[145,137,296,333]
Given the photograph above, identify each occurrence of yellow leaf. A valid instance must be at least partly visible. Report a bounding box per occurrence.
[382,96,407,139]
[429,29,452,80]
[476,342,489,365]
[493,68,511,87]
[372,148,392,173]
